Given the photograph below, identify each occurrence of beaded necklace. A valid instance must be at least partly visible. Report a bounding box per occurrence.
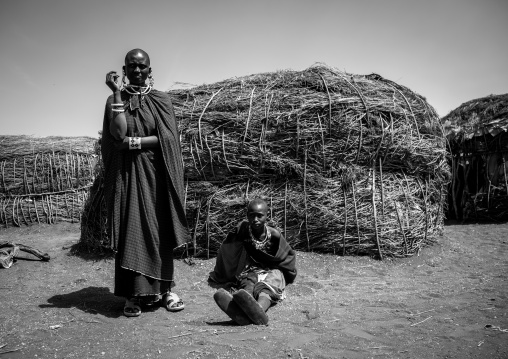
[123,84,152,96]
[248,224,271,251]
[123,84,152,110]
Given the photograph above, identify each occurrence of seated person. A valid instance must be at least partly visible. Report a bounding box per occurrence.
[209,198,297,325]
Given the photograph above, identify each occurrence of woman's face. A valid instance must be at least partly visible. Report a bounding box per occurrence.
[247,203,268,231]
[124,52,151,86]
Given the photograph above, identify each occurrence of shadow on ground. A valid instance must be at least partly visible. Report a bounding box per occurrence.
[40,286,124,319]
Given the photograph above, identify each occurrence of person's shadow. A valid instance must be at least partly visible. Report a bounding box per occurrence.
[40,287,124,319]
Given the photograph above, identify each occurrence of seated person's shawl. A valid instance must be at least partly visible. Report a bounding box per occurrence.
[209,220,297,285]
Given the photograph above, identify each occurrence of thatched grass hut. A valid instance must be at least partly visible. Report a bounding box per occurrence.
[442,94,508,221]
[80,64,449,257]
[0,135,97,227]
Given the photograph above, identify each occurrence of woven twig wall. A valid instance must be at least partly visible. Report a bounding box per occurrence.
[80,64,450,257]
[0,136,97,227]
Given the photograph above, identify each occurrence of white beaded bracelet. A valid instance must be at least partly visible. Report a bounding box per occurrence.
[112,108,125,112]
[129,137,141,150]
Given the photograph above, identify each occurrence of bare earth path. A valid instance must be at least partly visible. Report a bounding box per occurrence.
[0,222,507,359]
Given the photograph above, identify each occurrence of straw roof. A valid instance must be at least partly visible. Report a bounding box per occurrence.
[442,93,508,141]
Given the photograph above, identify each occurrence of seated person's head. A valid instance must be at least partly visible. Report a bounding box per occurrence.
[247,198,268,231]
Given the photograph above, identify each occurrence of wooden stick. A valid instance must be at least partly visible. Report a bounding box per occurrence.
[339,74,370,159]
[0,348,21,355]
[49,154,55,193]
[23,158,28,194]
[1,161,6,193]
[56,153,63,191]
[284,182,288,240]
[198,87,223,149]
[319,74,333,136]
[356,115,364,165]
[12,158,16,194]
[241,87,256,150]
[34,197,41,224]
[317,114,326,172]
[0,198,6,228]
[9,197,15,226]
[342,185,348,256]
[270,196,273,221]
[395,204,408,255]
[245,179,250,201]
[184,180,188,212]
[259,93,272,151]
[487,180,491,209]
[371,165,383,260]
[33,154,39,193]
[351,182,361,254]
[19,196,29,225]
[204,136,215,179]
[26,196,34,223]
[416,177,429,244]
[191,201,202,257]
[304,149,310,251]
[503,156,508,196]
[296,114,300,157]
[65,154,71,189]
[389,84,421,140]
[77,154,81,190]
[410,316,432,327]
[221,129,232,173]
[379,158,385,220]
[193,137,206,180]
[189,140,199,178]
[48,194,54,224]
[373,114,386,162]
[9,186,91,198]
[205,197,213,259]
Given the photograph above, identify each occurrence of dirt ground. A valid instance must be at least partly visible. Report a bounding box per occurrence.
[0,221,507,359]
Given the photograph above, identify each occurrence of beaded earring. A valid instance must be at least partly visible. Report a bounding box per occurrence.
[122,72,127,88]
[148,73,154,87]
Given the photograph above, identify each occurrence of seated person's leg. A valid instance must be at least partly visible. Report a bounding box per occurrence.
[257,290,272,312]
[238,271,258,295]
[253,269,286,305]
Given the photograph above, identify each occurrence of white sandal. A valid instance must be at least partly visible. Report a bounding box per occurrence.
[124,298,141,317]
[162,292,185,312]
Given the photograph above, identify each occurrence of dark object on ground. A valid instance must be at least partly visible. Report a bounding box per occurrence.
[0,240,50,268]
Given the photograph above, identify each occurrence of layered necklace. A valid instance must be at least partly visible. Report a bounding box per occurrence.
[123,84,152,96]
[248,224,271,251]
[123,84,152,110]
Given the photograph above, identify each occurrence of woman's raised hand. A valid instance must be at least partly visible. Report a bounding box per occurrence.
[106,71,121,92]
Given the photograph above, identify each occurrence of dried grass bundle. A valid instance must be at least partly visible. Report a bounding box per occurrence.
[80,64,449,257]
[172,64,448,184]
[0,191,89,226]
[0,135,97,227]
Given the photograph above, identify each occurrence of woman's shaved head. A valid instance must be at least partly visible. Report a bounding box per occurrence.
[125,48,150,66]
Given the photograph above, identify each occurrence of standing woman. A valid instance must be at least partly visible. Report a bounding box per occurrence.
[102,49,189,317]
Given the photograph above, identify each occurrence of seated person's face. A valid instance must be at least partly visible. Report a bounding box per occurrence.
[247,203,267,231]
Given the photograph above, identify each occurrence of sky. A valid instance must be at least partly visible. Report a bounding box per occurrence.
[0,0,507,138]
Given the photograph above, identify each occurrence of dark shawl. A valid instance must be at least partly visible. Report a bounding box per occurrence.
[101,89,189,251]
[209,220,297,284]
